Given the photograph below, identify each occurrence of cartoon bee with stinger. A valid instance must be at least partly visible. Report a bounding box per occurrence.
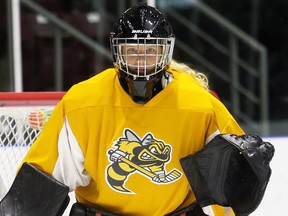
[106,129,182,193]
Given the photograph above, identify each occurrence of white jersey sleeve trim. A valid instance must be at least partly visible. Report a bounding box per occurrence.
[52,116,91,191]
[203,206,233,216]
[224,207,233,216]
[205,129,220,145]
[203,206,215,216]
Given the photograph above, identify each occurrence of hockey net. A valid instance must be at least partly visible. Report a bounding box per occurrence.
[0,92,65,198]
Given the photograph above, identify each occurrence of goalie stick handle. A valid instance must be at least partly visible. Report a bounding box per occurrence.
[120,157,156,178]
[120,156,181,183]
[108,150,180,182]
[108,150,156,178]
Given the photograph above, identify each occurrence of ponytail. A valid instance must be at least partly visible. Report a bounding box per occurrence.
[169,60,209,90]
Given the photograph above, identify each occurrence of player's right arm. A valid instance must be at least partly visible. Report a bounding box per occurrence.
[1,96,91,214]
[21,99,91,191]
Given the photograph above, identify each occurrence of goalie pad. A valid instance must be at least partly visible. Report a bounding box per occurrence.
[180,134,274,216]
[0,162,69,216]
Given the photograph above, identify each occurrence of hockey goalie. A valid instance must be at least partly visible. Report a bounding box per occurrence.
[0,3,274,216]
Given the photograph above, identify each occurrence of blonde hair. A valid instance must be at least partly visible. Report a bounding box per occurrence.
[169,60,209,90]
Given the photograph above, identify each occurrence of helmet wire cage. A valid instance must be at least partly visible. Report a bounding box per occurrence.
[111,37,175,80]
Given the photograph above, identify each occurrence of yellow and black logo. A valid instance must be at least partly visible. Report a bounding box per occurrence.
[106,129,182,193]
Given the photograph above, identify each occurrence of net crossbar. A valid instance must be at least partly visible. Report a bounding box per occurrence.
[0,92,65,198]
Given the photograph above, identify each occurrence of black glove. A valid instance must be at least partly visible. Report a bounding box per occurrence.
[180,134,275,216]
[221,134,274,183]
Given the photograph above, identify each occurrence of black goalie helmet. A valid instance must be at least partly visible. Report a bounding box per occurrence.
[110,4,175,103]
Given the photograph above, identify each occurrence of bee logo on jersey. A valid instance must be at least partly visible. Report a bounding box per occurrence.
[106,129,182,193]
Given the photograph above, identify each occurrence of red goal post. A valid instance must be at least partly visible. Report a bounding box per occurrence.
[0,92,65,198]
[0,91,65,105]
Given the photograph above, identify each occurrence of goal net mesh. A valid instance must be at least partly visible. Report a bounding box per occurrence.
[0,92,64,198]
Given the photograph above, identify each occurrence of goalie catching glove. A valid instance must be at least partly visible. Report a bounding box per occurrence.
[180,134,274,216]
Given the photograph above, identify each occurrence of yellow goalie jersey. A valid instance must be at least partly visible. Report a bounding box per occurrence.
[21,68,244,216]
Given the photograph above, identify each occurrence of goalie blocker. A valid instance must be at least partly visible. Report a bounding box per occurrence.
[180,134,274,216]
[0,163,69,216]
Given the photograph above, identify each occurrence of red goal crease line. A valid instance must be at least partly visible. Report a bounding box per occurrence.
[0,92,66,106]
